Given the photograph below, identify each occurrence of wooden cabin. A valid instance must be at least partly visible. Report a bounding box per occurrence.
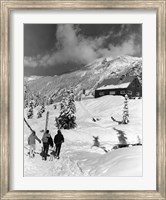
[95,76,142,98]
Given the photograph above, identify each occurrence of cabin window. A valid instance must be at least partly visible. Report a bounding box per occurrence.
[99,91,105,96]
[109,91,115,95]
[120,90,125,94]
[127,90,132,95]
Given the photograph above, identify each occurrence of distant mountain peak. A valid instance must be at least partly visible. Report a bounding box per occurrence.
[24,55,142,101]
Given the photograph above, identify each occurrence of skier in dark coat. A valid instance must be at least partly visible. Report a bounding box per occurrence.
[41,130,53,160]
[54,129,64,159]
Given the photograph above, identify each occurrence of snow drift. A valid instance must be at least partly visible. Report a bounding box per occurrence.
[24,95,142,177]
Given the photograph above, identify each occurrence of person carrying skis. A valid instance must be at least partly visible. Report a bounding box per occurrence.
[28,130,41,158]
[54,129,64,159]
[41,130,53,160]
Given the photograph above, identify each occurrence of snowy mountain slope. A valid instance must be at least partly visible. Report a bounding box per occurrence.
[24,55,142,100]
[24,76,43,82]
[24,95,142,177]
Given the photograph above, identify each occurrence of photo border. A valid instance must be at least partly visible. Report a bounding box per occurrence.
[0,0,165,199]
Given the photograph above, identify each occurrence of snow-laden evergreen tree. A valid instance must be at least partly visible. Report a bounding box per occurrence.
[47,97,54,105]
[24,99,28,108]
[55,89,77,129]
[41,104,45,113]
[34,92,42,107]
[27,100,34,119]
[36,101,46,118]
[39,102,45,113]
[53,103,57,110]
[122,94,129,124]
[37,109,42,118]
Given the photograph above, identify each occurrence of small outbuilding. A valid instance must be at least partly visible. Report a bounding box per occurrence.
[95,76,142,98]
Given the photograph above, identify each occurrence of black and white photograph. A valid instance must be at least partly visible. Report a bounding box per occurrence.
[24,24,142,177]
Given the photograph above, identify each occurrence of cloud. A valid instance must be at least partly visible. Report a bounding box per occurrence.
[24,24,141,75]
[107,34,141,58]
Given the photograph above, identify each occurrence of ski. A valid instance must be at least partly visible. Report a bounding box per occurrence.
[24,117,34,132]
[111,116,122,124]
[45,111,49,133]
[112,143,142,150]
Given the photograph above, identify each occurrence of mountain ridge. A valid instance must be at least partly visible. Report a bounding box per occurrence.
[24,55,142,102]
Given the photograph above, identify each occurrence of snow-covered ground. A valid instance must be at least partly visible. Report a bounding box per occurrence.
[24,95,142,177]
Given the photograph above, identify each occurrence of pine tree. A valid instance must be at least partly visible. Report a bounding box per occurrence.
[34,92,41,107]
[27,100,34,119]
[122,94,129,124]
[37,110,42,118]
[55,89,77,129]
[53,104,57,110]
[41,104,45,113]
[47,97,54,105]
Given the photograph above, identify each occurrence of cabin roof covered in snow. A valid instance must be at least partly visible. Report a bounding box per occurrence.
[96,76,136,90]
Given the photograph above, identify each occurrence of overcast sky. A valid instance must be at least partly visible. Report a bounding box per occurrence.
[24,24,142,76]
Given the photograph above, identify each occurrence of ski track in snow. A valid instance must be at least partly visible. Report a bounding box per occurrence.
[24,95,142,177]
[24,142,89,177]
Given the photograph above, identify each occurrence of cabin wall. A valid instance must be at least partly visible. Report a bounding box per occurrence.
[95,89,127,98]
[94,78,142,98]
[127,78,142,98]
